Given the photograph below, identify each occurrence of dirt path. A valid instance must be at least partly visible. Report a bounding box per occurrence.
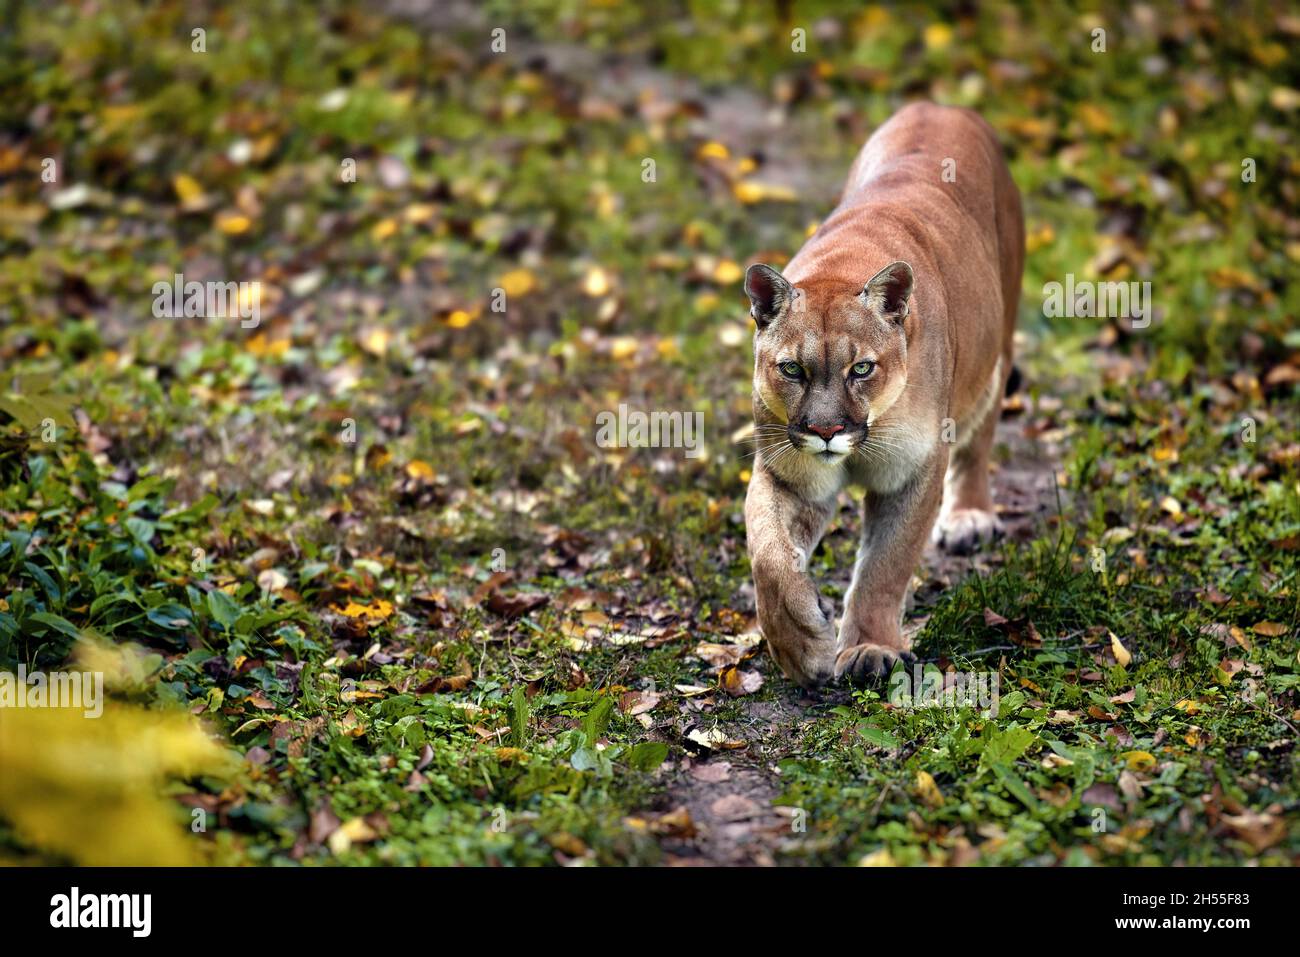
[659,402,1063,865]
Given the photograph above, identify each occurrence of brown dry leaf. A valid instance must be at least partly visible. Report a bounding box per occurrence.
[1226,626,1252,651]
[309,805,341,844]
[270,716,326,759]
[618,689,662,716]
[1081,783,1122,810]
[686,726,746,751]
[718,665,763,697]
[1117,770,1144,800]
[1218,658,1246,677]
[484,590,549,619]
[1038,782,1074,808]
[469,571,513,607]
[1222,811,1286,852]
[693,642,748,669]
[625,807,696,838]
[546,831,588,857]
[1263,363,1300,387]
[982,608,1043,648]
[1251,621,1288,637]
[414,657,473,695]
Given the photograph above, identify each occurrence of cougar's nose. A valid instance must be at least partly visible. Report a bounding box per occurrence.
[807,423,845,440]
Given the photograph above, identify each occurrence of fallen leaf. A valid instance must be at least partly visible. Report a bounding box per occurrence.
[1109,631,1132,667]
[718,665,763,697]
[914,770,945,808]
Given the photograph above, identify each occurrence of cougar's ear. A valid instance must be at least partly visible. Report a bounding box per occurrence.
[862,260,913,323]
[744,263,793,331]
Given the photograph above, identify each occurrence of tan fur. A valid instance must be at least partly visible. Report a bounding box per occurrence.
[742,103,1024,687]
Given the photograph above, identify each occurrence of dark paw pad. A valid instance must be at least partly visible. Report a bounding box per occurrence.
[834,644,915,683]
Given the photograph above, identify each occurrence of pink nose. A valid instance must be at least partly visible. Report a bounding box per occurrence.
[808,423,845,440]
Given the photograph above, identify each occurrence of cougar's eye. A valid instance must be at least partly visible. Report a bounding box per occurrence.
[778,361,804,380]
[850,360,876,378]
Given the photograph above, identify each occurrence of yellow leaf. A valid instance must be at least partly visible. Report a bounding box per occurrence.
[360,328,390,356]
[246,333,289,358]
[332,599,394,622]
[75,634,162,694]
[696,141,730,160]
[370,218,398,241]
[711,259,743,284]
[1123,750,1156,772]
[732,180,797,204]
[328,816,378,855]
[405,460,435,481]
[404,203,437,224]
[497,268,537,298]
[0,704,236,865]
[1109,630,1132,667]
[173,174,204,204]
[914,769,945,807]
[1025,224,1055,253]
[1078,103,1112,135]
[923,23,953,51]
[446,308,476,329]
[609,336,639,361]
[215,211,252,235]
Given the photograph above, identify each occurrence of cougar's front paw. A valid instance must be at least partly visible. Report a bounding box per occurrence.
[834,643,915,683]
[760,596,836,689]
[933,508,1002,555]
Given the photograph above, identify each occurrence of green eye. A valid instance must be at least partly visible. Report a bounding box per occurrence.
[851,360,876,378]
[779,361,804,379]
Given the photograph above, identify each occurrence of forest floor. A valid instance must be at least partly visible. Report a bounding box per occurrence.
[1,2,1297,866]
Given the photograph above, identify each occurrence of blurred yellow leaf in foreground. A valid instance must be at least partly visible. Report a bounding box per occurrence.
[0,703,236,865]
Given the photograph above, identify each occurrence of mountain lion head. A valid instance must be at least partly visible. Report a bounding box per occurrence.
[744,260,914,464]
